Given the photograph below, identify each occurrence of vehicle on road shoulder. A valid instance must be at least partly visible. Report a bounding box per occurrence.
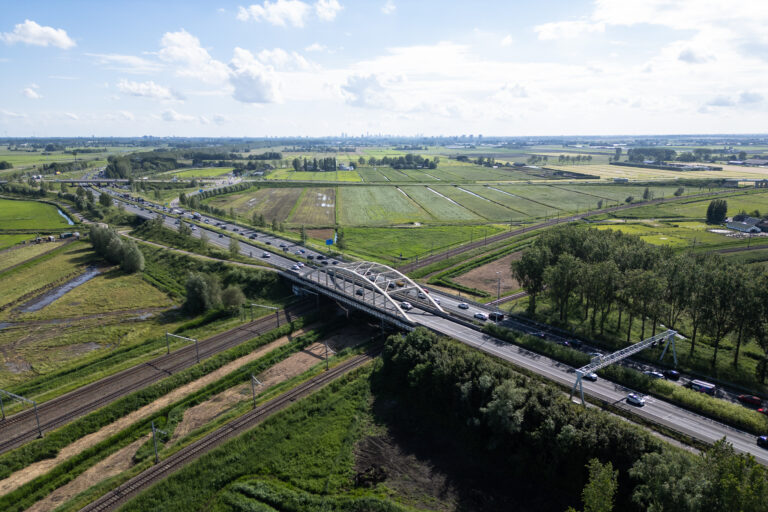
[758,436,768,449]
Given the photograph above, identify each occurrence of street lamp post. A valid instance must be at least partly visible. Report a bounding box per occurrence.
[496,272,501,302]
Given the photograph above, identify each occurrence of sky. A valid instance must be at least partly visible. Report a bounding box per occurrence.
[1,0,767,137]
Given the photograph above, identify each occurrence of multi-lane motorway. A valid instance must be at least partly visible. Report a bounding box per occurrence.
[96,186,768,463]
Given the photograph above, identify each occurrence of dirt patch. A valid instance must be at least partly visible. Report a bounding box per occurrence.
[0,329,306,497]
[307,228,333,241]
[355,433,459,511]
[170,323,374,443]
[453,252,521,296]
[25,434,151,512]
[4,359,32,374]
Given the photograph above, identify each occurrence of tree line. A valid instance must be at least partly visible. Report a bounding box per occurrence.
[377,328,768,511]
[360,153,438,169]
[291,157,338,172]
[88,225,144,273]
[512,225,768,373]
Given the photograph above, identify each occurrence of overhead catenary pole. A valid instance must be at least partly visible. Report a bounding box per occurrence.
[165,333,200,363]
[250,374,262,409]
[151,421,168,464]
[0,389,42,437]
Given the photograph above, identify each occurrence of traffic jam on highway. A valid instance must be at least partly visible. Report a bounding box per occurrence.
[92,184,768,461]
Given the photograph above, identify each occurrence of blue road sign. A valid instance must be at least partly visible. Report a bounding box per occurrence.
[325,239,333,245]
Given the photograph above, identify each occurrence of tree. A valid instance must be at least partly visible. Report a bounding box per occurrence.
[544,253,581,322]
[512,246,551,315]
[625,196,634,203]
[105,237,124,264]
[99,192,112,207]
[579,458,618,512]
[706,199,728,224]
[701,259,738,367]
[643,187,651,200]
[597,199,603,209]
[221,285,245,310]
[674,186,685,197]
[300,225,307,244]
[271,218,278,231]
[76,186,85,197]
[183,273,222,315]
[229,236,239,258]
[120,239,144,273]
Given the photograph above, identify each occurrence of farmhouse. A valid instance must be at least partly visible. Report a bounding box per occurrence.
[745,158,768,166]
[727,216,762,233]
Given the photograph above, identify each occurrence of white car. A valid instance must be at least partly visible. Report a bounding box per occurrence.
[400,301,412,311]
[417,292,427,299]
[291,265,300,271]
[262,252,271,258]
[626,393,645,406]
[458,302,469,310]
[474,312,488,321]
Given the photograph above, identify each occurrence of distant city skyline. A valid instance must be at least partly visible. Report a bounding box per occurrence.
[1,0,767,136]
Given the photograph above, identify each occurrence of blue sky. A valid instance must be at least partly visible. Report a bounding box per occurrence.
[1,0,766,136]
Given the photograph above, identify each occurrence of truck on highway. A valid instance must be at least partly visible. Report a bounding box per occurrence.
[690,379,716,395]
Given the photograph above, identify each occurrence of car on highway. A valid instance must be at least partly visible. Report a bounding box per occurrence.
[663,370,680,381]
[297,262,304,268]
[626,393,645,407]
[262,252,270,258]
[474,312,488,321]
[331,260,338,265]
[298,249,306,254]
[434,298,441,305]
[307,255,314,260]
[264,241,271,245]
[458,302,469,309]
[295,250,302,255]
[400,301,412,310]
[488,311,504,321]
[249,234,257,239]
[218,233,224,238]
[739,395,763,407]
[355,289,364,296]
[584,372,598,382]
[418,292,427,299]
[233,228,239,232]
[759,408,768,416]
[644,371,665,380]
[758,436,768,449]
[291,265,300,271]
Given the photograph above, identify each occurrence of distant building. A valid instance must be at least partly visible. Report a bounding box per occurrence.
[727,216,761,233]
[723,179,740,188]
[745,158,768,166]
[613,177,629,183]
[728,160,745,165]
[338,163,354,171]
[756,179,768,189]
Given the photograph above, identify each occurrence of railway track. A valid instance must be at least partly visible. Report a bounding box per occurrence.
[0,302,310,455]
[80,347,378,511]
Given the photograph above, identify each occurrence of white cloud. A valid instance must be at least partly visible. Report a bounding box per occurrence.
[315,0,342,21]
[237,0,311,27]
[739,91,763,104]
[161,109,196,122]
[229,47,281,103]
[0,19,75,49]
[117,79,182,100]
[64,112,79,120]
[22,84,41,99]
[0,109,27,119]
[534,19,605,40]
[305,42,326,52]
[678,48,711,64]
[87,53,163,74]
[257,48,312,70]
[381,0,395,15]
[341,74,393,109]
[500,35,513,47]
[213,114,229,124]
[158,29,230,84]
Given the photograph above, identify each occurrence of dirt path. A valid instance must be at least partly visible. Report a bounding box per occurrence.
[25,434,151,512]
[170,323,374,443]
[119,233,277,272]
[0,329,305,497]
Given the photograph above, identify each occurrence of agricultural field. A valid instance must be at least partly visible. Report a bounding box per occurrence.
[266,168,362,182]
[431,185,521,221]
[0,240,66,272]
[606,190,768,220]
[204,187,303,220]
[0,234,32,250]
[399,186,482,221]
[162,167,233,179]
[336,224,505,260]
[0,198,73,230]
[287,188,336,226]
[592,221,748,250]
[336,186,433,225]
[548,163,768,181]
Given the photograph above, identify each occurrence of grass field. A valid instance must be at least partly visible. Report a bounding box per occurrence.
[548,163,768,181]
[607,190,768,220]
[0,198,72,230]
[336,186,433,225]
[336,225,506,260]
[0,234,33,250]
[287,188,336,226]
[0,241,64,272]
[399,186,483,221]
[16,268,174,321]
[592,221,746,250]
[267,169,362,182]
[205,187,303,220]
[163,167,233,179]
[431,185,520,221]
[0,242,95,313]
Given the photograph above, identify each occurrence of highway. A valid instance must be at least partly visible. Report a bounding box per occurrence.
[95,186,768,463]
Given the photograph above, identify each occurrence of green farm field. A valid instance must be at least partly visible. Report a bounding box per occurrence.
[267,168,362,182]
[0,198,72,230]
[399,186,482,221]
[163,167,233,178]
[336,224,506,260]
[0,240,62,271]
[0,234,32,250]
[336,186,433,225]
[607,190,768,220]
[205,187,303,220]
[287,188,336,225]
